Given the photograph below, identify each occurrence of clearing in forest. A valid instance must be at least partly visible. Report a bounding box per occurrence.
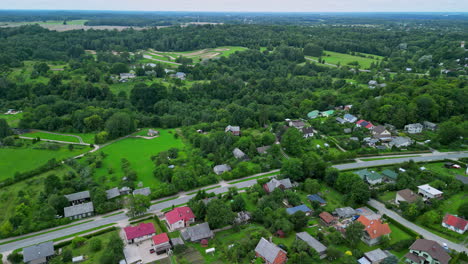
[144,46,248,64]
[307,50,384,69]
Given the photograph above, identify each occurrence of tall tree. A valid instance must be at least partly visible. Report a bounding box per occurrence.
[126,194,150,218]
[206,199,235,229]
[0,118,11,139]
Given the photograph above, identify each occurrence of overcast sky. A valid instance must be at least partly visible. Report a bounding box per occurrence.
[1,0,466,12]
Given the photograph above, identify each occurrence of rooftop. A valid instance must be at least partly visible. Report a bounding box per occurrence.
[23,242,54,263]
[64,202,94,217]
[443,214,468,230]
[152,233,170,245]
[64,190,90,202]
[357,216,391,239]
[408,239,451,264]
[165,206,195,224]
[286,205,311,215]
[417,184,443,196]
[124,223,156,240]
[133,187,151,196]
[255,237,286,263]
[307,194,326,204]
[296,232,327,253]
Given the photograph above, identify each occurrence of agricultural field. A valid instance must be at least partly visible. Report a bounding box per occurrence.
[144,46,248,64]
[0,20,87,26]
[0,140,89,180]
[22,131,81,143]
[307,50,384,69]
[92,129,185,188]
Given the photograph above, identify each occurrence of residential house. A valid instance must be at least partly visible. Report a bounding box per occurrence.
[147,129,159,137]
[263,178,292,193]
[64,202,94,220]
[170,72,186,80]
[232,148,248,160]
[120,186,132,195]
[381,169,398,182]
[65,191,91,205]
[404,239,451,264]
[372,126,392,140]
[106,187,120,200]
[368,80,378,89]
[181,222,214,242]
[334,207,356,219]
[254,237,288,264]
[213,164,231,175]
[389,137,413,148]
[357,216,391,246]
[307,110,319,119]
[152,233,172,254]
[124,222,156,244]
[256,145,271,154]
[358,248,391,264]
[307,194,326,206]
[319,212,336,226]
[404,123,423,134]
[356,207,381,221]
[344,105,353,111]
[288,120,305,129]
[234,211,251,224]
[336,117,346,124]
[301,127,314,138]
[225,125,240,136]
[321,110,335,117]
[417,184,443,200]
[395,189,419,204]
[165,206,195,231]
[344,114,358,123]
[296,232,327,259]
[120,73,136,80]
[442,214,468,234]
[354,169,383,185]
[23,242,54,264]
[133,187,151,196]
[356,120,374,129]
[423,121,437,131]
[286,205,312,216]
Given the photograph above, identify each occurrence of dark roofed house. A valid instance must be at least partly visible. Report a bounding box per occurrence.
[372,125,391,140]
[389,136,413,148]
[455,175,468,185]
[181,222,214,242]
[334,207,356,219]
[233,148,248,160]
[307,194,326,206]
[296,232,327,259]
[64,202,94,220]
[255,237,288,264]
[133,187,151,196]
[263,178,292,193]
[442,214,468,234]
[64,191,90,205]
[213,164,231,175]
[286,205,312,216]
[395,189,419,204]
[358,248,391,264]
[319,212,336,226]
[405,239,451,264]
[23,242,54,264]
[423,121,437,131]
[336,117,346,124]
[301,127,314,138]
[288,120,305,129]
[106,187,120,200]
[257,145,271,154]
[344,114,357,123]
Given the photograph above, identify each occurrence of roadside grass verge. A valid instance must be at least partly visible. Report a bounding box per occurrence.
[52,223,116,242]
[230,171,279,184]
[102,211,124,218]
[187,185,221,195]
[361,155,420,161]
[151,196,180,205]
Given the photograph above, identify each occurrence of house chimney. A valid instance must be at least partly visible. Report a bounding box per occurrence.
[269,236,273,243]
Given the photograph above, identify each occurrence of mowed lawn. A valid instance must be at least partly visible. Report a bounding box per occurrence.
[307,50,383,69]
[0,113,23,127]
[93,129,184,188]
[22,131,80,143]
[0,143,89,180]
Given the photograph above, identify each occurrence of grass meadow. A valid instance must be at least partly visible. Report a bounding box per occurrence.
[307,50,384,69]
[22,131,81,143]
[92,129,185,188]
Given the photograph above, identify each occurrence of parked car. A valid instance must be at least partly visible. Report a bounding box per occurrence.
[149,248,155,254]
[452,164,461,169]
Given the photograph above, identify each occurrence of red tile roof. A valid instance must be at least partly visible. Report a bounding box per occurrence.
[319,212,335,224]
[365,122,374,129]
[356,119,366,125]
[152,233,170,245]
[124,223,155,240]
[357,216,391,239]
[165,206,195,224]
[443,214,468,230]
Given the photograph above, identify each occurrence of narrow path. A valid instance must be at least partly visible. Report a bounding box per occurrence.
[368,199,468,253]
[29,129,85,144]
[143,55,181,65]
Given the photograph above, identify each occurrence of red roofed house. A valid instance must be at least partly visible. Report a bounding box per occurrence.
[124,223,156,244]
[165,206,195,231]
[255,237,288,264]
[357,216,391,246]
[442,214,468,234]
[319,212,336,226]
[152,233,172,254]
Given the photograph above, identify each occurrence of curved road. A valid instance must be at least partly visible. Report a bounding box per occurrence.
[0,152,467,255]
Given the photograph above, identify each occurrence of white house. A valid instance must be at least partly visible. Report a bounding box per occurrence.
[404,123,423,134]
[442,214,468,234]
[417,184,443,200]
[165,206,195,231]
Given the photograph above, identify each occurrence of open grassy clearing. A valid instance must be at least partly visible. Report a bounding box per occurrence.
[147,46,248,64]
[423,162,465,178]
[0,140,89,180]
[92,129,185,188]
[22,131,81,143]
[0,113,23,127]
[307,50,384,69]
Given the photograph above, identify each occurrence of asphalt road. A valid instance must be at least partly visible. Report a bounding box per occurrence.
[1,152,467,255]
[368,199,468,253]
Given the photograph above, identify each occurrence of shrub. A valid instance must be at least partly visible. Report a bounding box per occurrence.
[71,236,87,248]
[89,237,102,252]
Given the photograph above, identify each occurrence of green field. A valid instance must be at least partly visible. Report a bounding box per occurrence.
[146,46,248,64]
[0,20,87,26]
[22,131,81,143]
[0,113,23,127]
[307,50,384,69]
[0,141,89,180]
[93,129,185,188]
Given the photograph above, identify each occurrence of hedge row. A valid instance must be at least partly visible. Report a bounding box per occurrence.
[54,227,117,250]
